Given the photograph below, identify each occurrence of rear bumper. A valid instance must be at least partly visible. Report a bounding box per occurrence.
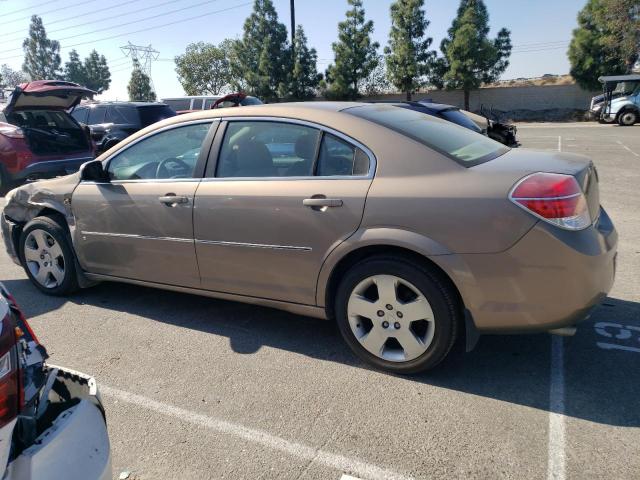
[11,156,93,182]
[1,212,21,266]
[440,208,617,333]
[6,365,112,480]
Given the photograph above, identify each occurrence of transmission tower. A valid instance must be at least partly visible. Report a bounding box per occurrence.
[121,42,160,91]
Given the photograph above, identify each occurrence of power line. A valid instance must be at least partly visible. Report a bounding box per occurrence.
[0,0,60,18]
[0,0,224,54]
[3,0,147,38]
[0,0,103,27]
[0,1,253,62]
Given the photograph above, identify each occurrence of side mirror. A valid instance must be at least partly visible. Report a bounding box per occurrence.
[80,160,110,183]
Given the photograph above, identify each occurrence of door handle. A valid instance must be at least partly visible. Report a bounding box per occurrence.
[303,198,343,208]
[159,194,189,206]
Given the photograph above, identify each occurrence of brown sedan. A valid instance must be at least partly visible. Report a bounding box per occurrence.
[1,103,617,373]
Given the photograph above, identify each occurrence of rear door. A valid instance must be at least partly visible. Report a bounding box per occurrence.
[193,119,375,305]
[72,120,218,287]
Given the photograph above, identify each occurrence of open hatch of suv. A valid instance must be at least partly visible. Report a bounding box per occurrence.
[0,81,95,194]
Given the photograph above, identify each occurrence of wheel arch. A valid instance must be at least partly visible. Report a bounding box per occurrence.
[318,228,464,314]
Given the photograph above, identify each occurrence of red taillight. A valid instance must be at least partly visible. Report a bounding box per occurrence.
[0,312,19,428]
[0,122,25,139]
[509,172,591,230]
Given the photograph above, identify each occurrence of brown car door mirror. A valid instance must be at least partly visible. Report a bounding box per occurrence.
[80,160,110,183]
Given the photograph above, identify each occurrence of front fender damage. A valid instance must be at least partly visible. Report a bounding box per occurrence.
[2,174,96,287]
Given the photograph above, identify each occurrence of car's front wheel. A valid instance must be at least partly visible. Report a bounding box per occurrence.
[335,256,460,374]
[618,110,638,126]
[19,216,78,295]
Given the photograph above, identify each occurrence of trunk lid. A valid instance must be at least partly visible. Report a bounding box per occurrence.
[4,81,95,116]
[475,148,600,222]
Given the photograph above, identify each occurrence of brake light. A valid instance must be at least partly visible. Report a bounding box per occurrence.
[0,310,20,428]
[0,122,25,139]
[509,172,591,230]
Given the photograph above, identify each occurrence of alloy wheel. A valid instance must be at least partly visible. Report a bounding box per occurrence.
[347,274,435,362]
[24,229,66,289]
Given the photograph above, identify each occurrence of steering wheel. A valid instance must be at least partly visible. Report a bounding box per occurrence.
[156,157,191,179]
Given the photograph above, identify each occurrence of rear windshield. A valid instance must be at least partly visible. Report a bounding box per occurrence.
[138,105,176,127]
[440,109,482,133]
[240,96,263,106]
[346,105,508,166]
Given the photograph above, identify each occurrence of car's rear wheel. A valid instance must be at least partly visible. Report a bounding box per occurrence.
[618,110,638,126]
[19,216,78,295]
[335,256,460,374]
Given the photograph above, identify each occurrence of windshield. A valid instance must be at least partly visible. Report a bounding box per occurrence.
[347,104,508,166]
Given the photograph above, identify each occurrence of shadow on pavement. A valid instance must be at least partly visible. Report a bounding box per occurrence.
[3,278,639,428]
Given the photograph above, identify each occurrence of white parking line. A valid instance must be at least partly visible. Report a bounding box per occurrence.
[100,385,414,480]
[616,140,640,157]
[547,336,566,480]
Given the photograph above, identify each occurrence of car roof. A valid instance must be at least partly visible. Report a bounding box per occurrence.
[79,102,169,108]
[368,100,458,113]
[598,74,640,83]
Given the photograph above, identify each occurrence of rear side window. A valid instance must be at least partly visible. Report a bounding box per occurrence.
[87,106,106,124]
[216,121,321,178]
[317,133,369,176]
[71,107,88,124]
[192,99,204,110]
[138,105,176,127]
[347,105,508,166]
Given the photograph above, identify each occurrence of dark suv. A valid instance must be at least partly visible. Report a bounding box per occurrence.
[71,102,176,154]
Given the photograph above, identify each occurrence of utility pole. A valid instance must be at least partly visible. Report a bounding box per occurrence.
[290,0,295,47]
[120,42,160,92]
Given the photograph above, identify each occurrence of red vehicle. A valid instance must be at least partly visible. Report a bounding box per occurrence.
[0,80,95,195]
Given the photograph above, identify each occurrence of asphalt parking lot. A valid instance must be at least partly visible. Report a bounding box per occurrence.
[1,122,638,480]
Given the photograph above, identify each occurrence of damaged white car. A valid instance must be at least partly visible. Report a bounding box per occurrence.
[0,284,111,479]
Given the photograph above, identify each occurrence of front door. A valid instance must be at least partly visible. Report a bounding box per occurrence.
[73,121,216,287]
[194,119,374,305]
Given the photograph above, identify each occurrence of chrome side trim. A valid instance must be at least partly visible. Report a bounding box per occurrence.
[24,156,94,167]
[81,231,192,243]
[83,272,328,320]
[195,239,312,252]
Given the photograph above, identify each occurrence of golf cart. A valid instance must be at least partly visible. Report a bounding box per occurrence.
[591,74,640,126]
[480,105,520,147]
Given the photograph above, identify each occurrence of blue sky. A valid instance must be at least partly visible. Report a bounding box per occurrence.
[0,0,586,100]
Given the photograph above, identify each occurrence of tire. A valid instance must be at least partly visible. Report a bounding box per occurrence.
[19,216,79,296]
[335,255,461,374]
[618,110,638,126]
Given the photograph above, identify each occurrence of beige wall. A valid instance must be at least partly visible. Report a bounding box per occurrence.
[365,84,600,112]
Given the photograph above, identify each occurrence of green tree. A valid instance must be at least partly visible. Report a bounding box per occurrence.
[325,0,380,100]
[175,41,232,95]
[287,26,322,100]
[360,55,392,96]
[234,0,290,102]
[434,0,511,109]
[127,61,156,101]
[384,0,436,100]
[82,50,111,94]
[0,64,28,89]
[64,50,85,85]
[569,0,640,91]
[22,15,62,80]
[223,38,249,92]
